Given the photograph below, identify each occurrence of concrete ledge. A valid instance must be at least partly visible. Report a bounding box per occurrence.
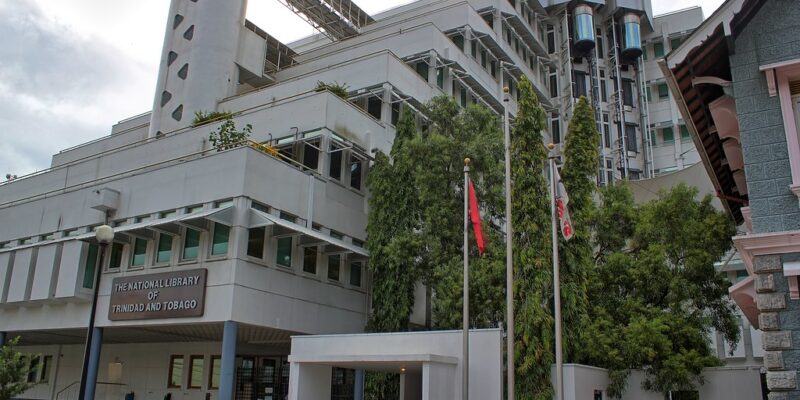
[288,354,459,365]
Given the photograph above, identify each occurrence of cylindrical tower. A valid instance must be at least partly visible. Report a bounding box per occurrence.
[148,0,248,137]
[573,4,596,54]
[620,13,643,60]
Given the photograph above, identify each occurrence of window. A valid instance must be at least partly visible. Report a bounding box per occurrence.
[247,227,265,259]
[625,124,638,152]
[658,83,669,100]
[549,70,558,98]
[436,67,444,89]
[670,37,682,51]
[187,205,204,214]
[41,355,52,383]
[277,237,292,268]
[27,355,41,383]
[653,41,665,57]
[735,269,749,283]
[302,139,321,170]
[662,127,675,143]
[211,223,230,256]
[131,238,147,267]
[573,71,587,98]
[349,155,363,190]
[643,44,648,60]
[329,143,343,180]
[303,247,317,274]
[330,230,344,240]
[350,262,363,287]
[600,71,607,102]
[156,234,173,264]
[594,390,603,400]
[622,79,634,107]
[602,114,611,148]
[109,242,124,270]
[645,86,652,102]
[649,129,657,144]
[328,254,341,281]
[547,29,555,53]
[452,34,464,50]
[169,355,184,389]
[209,356,221,390]
[415,61,429,81]
[680,125,692,141]
[183,228,201,261]
[597,36,604,59]
[83,244,99,289]
[551,116,561,144]
[470,39,477,58]
[460,87,468,107]
[481,50,487,68]
[189,356,204,389]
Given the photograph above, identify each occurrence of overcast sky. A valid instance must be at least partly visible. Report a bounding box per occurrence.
[0,0,724,177]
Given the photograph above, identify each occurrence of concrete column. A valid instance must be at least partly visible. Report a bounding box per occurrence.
[381,83,393,125]
[401,372,422,400]
[427,50,438,87]
[354,369,365,400]
[84,327,103,400]
[219,321,238,400]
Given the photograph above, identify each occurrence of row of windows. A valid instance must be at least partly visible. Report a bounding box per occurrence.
[272,130,366,191]
[642,36,684,61]
[25,354,54,384]
[643,83,671,102]
[169,354,221,390]
[648,125,692,146]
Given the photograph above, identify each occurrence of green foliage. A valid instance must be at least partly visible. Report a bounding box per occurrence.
[192,110,235,127]
[558,96,599,362]
[0,337,35,400]
[509,75,554,400]
[315,81,350,99]
[207,115,253,152]
[582,184,739,397]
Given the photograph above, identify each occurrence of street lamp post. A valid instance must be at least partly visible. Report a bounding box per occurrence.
[78,225,114,400]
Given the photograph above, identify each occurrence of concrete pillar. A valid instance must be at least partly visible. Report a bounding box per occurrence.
[381,83,393,125]
[289,363,332,400]
[354,369,365,400]
[427,50,438,87]
[84,327,103,400]
[219,321,238,400]
[401,372,422,400]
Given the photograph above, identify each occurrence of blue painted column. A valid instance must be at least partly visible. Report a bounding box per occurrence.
[354,369,365,400]
[219,321,238,400]
[84,327,103,400]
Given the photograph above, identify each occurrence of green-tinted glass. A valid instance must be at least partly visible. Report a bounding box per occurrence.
[157,234,173,263]
[663,127,675,142]
[132,238,147,266]
[211,223,230,256]
[183,229,200,260]
[350,262,362,287]
[83,244,99,289]
[328,255,341,281]
[654,42,665,57]
[277,237,292,267]
[658,83,669,99]
[109,242,124,270]
[681,125,691,140]
[303,247,317,274]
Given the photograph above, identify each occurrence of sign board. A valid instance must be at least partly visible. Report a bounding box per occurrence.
[109,269,207,321]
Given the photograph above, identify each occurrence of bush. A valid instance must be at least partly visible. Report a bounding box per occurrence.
[192,110,235,127]
[315,81,349,99]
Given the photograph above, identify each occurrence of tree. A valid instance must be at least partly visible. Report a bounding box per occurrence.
[581,184,740,397]
[207,115,253,151]
[558,96,599,362]
[0,337,35,400]
[509,75,553,400]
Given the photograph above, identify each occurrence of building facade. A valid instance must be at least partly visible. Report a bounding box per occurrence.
[664,0,800,398]
[0,1,711,400]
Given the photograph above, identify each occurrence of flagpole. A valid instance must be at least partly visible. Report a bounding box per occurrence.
[548,143,564,400]
[503,85,515,400]
[463,157,470,400]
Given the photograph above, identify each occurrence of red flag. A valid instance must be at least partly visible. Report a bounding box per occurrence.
[554,168,574,240]
[468,179,486,255]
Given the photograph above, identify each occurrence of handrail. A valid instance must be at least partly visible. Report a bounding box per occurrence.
[55,381,79,400]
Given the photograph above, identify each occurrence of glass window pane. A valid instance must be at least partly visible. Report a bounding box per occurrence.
[303,140,320,170]
[132,239,147,267]
[83,244,99,289]
[329,144,343,180]
[350,156,362,190]
[328,255,341,281]
[247,227,266,259]
[27,355,40,383]
[211,223,230,256]
[189,356,204,389]
[277,237,292,267]
[157,234,173,263]
[663,127,675,142]
[658,84,669,99]
[654,41,665,57]
[350,262,362,287]
[41,355,52,383]
[209,356,221,389]
[183,229,200,260]
[169,356,184,388]
[681,125,691,140]
[303,247,317,274]
[109,242,124,270]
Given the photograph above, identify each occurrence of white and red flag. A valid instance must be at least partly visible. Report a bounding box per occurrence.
[553,168,574,241]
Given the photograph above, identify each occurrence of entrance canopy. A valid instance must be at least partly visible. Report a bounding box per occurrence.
[287,329,503,400]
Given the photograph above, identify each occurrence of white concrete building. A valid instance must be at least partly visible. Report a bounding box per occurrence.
[0,1,719,400]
